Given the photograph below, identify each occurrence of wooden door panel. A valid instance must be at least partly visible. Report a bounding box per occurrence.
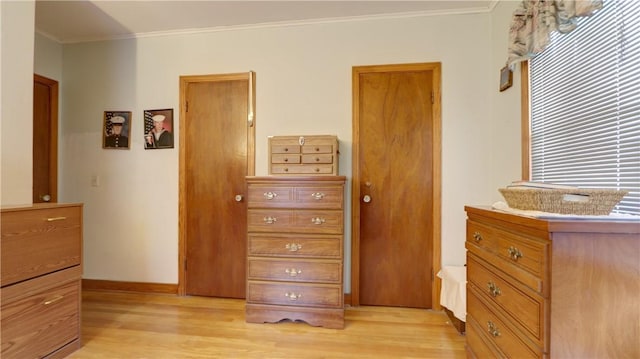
[33,75,58,203]
[184,79,249,298]
[355,66,436,308]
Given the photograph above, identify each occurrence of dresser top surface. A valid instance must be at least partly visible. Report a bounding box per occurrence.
[465,205,640,234]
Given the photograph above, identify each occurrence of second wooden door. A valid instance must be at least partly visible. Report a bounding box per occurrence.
[180,73,255,298]
[352,63,441,308]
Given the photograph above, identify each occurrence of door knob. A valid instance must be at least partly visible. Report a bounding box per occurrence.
[363,195,371,203]
[234,194,243,202]
[41,194,51,202]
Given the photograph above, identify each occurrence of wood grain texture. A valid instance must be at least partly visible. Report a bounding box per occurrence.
[465,206,640,358]
[246,176,346,328]
[354,64,436,308]
[183,77,249,298]
[68,290,466,358]
[178,73,256,297]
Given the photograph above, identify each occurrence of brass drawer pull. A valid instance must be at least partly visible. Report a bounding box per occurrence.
[46,216,67,222]
[311,217,325,225]
[285,268,302,277]
[311,192,325,200]
[284,292,302,301]
[285,243,302,252]
[508,246,523,261]
[473,232,483,242]
[263,192,278,200]
[263,216,277,224]
[43,295,64,305]
[487,321,501,337]
[487,281,502,297]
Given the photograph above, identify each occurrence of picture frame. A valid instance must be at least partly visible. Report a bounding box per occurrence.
[143,109,174,149]
[103,111,132,149]
[499,65,513,92]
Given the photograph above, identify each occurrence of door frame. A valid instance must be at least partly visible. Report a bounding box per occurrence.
[33,74,59,203]
[350,62,442,308]
[177,72,256,296]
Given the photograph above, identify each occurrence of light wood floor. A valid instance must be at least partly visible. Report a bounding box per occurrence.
[69,290,466,359]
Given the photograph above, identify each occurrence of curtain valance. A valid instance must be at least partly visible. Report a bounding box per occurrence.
[507,0,603,66]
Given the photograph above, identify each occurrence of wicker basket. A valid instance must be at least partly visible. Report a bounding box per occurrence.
[498,187,628,215]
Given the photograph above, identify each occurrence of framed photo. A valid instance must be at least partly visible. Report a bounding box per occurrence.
[144,109,174,149]
[499,65,513,92]
[103,111,131,149]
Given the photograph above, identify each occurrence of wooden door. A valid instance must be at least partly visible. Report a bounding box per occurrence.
[351,63,441,308]
[33,74,58,203]
[179,73,255,298]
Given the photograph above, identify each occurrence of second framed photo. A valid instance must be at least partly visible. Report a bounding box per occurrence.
[144,109,174,149]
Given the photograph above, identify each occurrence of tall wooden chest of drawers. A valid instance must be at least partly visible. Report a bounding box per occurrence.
[1,203,83,359]
[245,176,346,329]
[465,206,640,358]
[268,135,339,175]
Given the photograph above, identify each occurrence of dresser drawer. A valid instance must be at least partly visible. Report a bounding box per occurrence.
[466,220,546,294]
[248,234,342,258]
[248,258,341,283]
[271,164,335,175]
[247,281,342,308]
[1,271,80,359]
[301,154,333,164]
[467,220,499,254]
[466,315,504,359]
[272,154,301,164]
[248,185,343,209]
[467,291,541,359]
[1,206,82,286]
[248,209,343,234]
[468,255,545,345]
[302,143,334,154]
[271,143,301,154]
[495,231,546,281]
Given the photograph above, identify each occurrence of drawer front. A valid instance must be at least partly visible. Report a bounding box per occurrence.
[467,220,546,294]
[271,164,335,175]
[467,220,499,254]
[495,232,546,280]
[302,144,334,154]
[248,234,342,258]
[466,315,503,359]
[247,186,295,207]
[1,280,79,359]
[1,206,81,286]
[468,255,544,344]
[248,258,341,283]
[248,210,343,234]
[295,187,343,209]
[271,144,301,154]
[301,154,333,164]
[248,185,342,209]
[247,281,342,308]
[467,291,541,359]
[271,154,301,164]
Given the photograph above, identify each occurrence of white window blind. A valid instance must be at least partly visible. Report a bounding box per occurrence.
[529,0,640,215]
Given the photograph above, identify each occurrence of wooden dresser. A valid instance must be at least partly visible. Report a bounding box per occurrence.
[465,206,640,358]
[245,176,345,329]
[268,135,339,175]
[1,203,83,359]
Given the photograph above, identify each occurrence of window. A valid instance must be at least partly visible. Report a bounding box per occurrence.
[527,0,640,215]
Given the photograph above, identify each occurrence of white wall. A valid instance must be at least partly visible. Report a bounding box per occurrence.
[35,32,63,81]
[1,0,35,206]
[491,0,523,192]
[35,7,524,289]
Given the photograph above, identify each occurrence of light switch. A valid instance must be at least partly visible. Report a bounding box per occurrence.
[91,175,100,187]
